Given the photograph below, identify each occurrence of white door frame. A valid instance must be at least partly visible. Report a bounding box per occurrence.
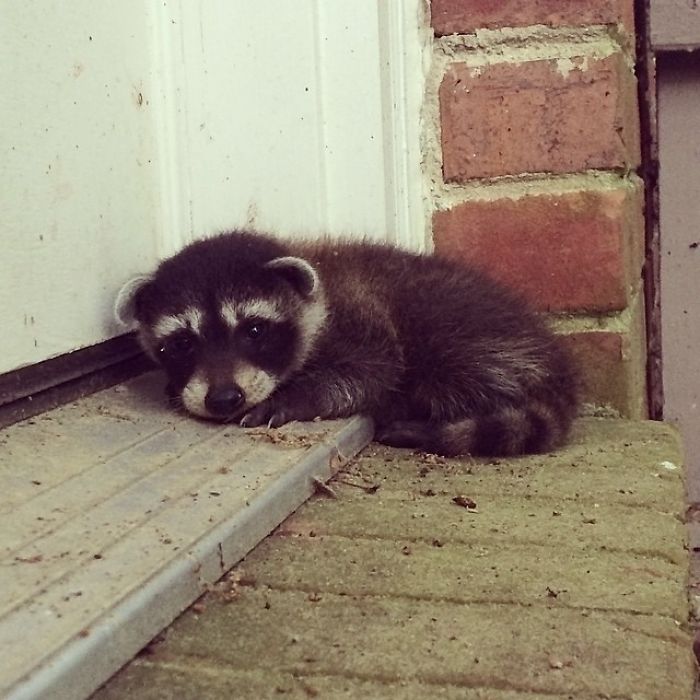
[377,0,431,251]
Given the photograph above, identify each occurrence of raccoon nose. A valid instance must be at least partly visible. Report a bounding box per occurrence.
[205,386,245,416]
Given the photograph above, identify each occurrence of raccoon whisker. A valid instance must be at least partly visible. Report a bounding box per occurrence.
[167,395,186,413]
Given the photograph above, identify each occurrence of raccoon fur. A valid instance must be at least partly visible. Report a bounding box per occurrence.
[115,230,579,457]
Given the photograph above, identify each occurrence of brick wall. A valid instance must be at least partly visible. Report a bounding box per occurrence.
[426,0,646,417]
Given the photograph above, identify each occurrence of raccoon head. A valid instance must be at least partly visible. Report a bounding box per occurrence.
[115,232,327,421]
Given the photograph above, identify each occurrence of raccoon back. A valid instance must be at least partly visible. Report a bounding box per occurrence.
[293,238,579,456]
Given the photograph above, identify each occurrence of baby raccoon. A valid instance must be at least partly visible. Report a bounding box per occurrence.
[115,230,578,456]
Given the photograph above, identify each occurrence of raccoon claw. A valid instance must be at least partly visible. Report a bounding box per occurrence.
[239,405,270,428]
[240,402,291,429]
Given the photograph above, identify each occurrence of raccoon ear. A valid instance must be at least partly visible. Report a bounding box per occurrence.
[114,274,154,327]
[264,256,319,298]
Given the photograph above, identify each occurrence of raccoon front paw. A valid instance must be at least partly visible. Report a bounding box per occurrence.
[239,400,294,429]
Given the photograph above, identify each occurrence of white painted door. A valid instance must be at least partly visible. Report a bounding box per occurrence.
[0,1,163,376]
[0,0,426,377]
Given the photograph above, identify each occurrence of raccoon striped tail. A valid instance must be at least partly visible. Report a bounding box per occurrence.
[375,402,573,457]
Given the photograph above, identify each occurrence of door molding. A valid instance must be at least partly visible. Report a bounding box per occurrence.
[150,0,429,252]
[151,0,195,257]
[378,0,431,250]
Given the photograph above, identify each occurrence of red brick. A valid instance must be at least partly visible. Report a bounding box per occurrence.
[431,0,635,36]
[561,332,624,406]
[439,53,640,180]
[432,186,643,313]
[559,328,647,418]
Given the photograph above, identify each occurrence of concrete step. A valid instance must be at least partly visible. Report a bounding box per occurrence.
[94,418,695,700]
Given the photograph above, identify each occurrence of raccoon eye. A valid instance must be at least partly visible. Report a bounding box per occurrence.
[245,320,268,341]
[160,333,196,360]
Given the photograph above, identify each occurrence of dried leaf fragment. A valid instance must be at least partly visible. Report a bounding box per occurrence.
[452,495,477,510]
[311,477,337,499]
[548,655,574,669]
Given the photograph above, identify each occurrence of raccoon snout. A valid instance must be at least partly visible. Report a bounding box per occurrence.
[205,385,245,417]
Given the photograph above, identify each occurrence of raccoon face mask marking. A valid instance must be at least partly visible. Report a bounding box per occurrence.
[157,315,293,420]
[158,330,200,405]
[153,308,204,340]
[114,241,324,422]
[219,298,282,331]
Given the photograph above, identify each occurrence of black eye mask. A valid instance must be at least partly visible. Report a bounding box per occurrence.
[159,331,197,365]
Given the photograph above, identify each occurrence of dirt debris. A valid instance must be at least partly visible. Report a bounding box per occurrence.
[548,655,574,670]
[311,477,337,499]
[244,427,325,449]
[207,569,251,603]
[452,495,478,510]
[334,477,381,494]
[14,554,43,564]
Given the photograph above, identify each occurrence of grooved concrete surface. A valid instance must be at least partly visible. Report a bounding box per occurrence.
[94,419,695,699]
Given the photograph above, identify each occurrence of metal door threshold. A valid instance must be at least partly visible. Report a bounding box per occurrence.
[0,372,373,700]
